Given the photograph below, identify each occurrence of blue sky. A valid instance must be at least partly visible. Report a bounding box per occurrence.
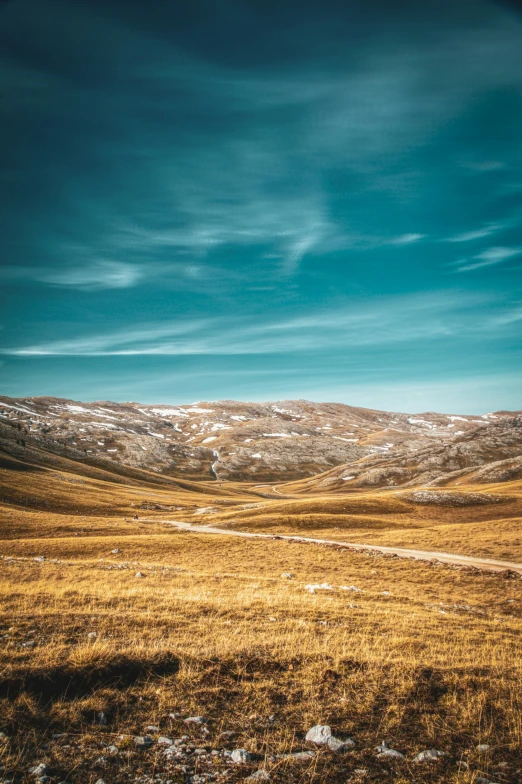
[0,0,521,412]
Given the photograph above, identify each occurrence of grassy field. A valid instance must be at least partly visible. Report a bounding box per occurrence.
[1,453,521,783]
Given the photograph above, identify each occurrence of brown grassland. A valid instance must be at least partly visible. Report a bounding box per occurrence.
[0,451,521,784]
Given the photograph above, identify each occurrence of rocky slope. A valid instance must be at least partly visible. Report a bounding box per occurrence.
[0,395,519,482]
[290,415,522,492]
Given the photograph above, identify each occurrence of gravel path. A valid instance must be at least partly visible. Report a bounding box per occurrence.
[149,519,522,574]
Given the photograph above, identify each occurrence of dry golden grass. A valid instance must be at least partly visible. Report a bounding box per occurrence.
[1,458,521,783]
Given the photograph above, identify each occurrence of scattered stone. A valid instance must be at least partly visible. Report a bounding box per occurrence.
[96,711,108,725]
[94,780,107,784]
[327,736,355,752]
[245,771,270,781]
[105,745,119,755]
[135,572,145,578]
[231,749,251,763]
[184,716,206,725]
[29,764,47,777]
[111,549,120,554]
[457,760,469,769]
[477,744,491,753]
[134,735,154,748]
[340,585,363,592]
[476,778,497,784]
[0,733,8,743]
[375,741,404,759]
[34,556,45,563]
[157,737,173,745]
[413,749,448,762]
[87,631,97,640]
[145,725,160,733]
[278,751,316,762]
[280,573,294,579]
[304,583,333,594]
[305,725,332,744]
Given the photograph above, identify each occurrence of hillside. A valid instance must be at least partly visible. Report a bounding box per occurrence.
[283,415,522,493]
[1,395,519,483]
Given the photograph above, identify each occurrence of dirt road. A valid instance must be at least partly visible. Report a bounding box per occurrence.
[152,519,522,575]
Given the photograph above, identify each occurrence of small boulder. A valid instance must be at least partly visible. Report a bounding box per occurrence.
[184,716,206,725]
[278,751,316,762]
[135,571,145,578]
[145,725,159,733]
[105,745,118,755]
[327,736,355,753]
[245,771,270,781]
[413,749,448,763]
[87,631,97,640]
[157,737,173,746]
[29,764,47,777]
[305,725,332,744]
[375,741,404,759]
[134,735,154,748]
[280,573,294,579]
[477,744,491,753]
[111,549,120,554]
[231,748,251,763]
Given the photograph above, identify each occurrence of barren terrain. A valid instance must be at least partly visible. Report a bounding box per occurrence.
[0,398,521,784]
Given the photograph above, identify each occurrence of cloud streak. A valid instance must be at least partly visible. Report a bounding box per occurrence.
[3,292,517,357]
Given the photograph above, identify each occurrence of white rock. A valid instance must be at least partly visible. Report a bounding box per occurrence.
[245,769,270,781]
[30,764,47,777]
[477,744,491,753]
[135,571,145,578]
[105,744,118,755]
[184,716,206,725]
[413,749,448,762]
[111,549,120,554]
[231,748,251,763]
[280,573,294,578]
[278,751,316,762]
[305,725,332,744]
[304,583,333,594]
[134,735,153,747]
[327,735,355,752]
[157,737,173,745]
[145,725,159,732]
[375,741,404,759]
[87,631,97,640]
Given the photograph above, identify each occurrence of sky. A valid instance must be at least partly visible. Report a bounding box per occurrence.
[0,0,521,413]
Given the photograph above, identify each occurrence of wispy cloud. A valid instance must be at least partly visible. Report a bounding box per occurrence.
[3,291,517,357]
[389,233,426,245]
[445,225,501,243]
[454,246,522,272]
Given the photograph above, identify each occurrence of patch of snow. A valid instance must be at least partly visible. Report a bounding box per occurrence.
[262,433,292,438]
[342,476,356,481]
[408,417,434,428]
[0,402,40,416]
[148,432,165,439]
[333,436,359,442]
[202,436,217,443]
[211,423,232,431]
[448,416,468,422]
[251,453,262,458]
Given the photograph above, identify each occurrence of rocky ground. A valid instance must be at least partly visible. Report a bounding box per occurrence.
[0,396,519,484]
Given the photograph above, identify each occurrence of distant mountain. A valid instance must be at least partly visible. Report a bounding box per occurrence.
[0,395,520,482]
[286,415,522,492]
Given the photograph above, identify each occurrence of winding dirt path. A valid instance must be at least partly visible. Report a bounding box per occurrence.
[150,519,522,574]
